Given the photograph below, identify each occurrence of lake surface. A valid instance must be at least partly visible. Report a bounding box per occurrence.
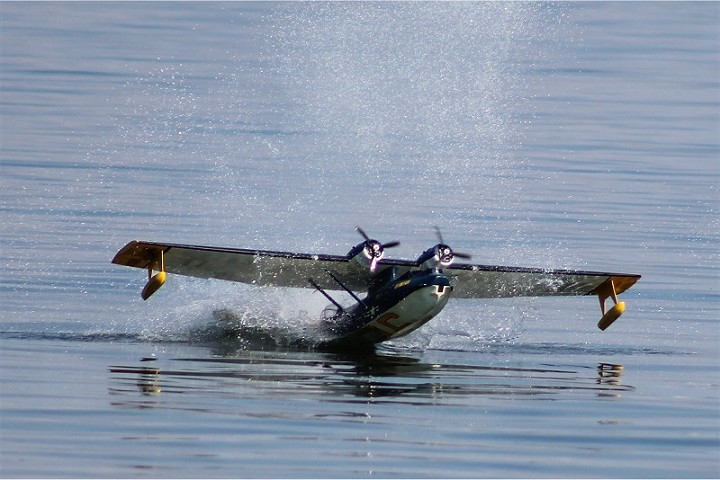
[1,2,718,478]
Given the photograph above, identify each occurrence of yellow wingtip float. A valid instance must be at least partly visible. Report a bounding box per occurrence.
[141,271,166,300]
[598,302,626,331]
[594,278,628,331]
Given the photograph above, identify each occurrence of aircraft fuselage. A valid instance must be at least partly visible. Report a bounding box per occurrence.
[321,267,453,346]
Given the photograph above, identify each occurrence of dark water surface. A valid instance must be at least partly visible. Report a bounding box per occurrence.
[1,2,718,478]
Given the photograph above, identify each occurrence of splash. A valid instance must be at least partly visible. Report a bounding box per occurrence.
[264,2,558,236]
[106,277,332,346]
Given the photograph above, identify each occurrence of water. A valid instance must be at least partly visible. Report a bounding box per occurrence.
[1,2,718,477]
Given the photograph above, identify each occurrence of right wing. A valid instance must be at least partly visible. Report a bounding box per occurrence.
[111,240,374,292]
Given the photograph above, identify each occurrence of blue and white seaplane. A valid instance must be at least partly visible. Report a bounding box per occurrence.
[112,227,640,347]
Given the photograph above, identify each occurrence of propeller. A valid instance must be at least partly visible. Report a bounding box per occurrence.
[355,226,400,271]
[431,226,471,267]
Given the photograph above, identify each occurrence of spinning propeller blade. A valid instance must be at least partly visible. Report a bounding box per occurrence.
[356,226,371,242]
[355,226,400,271]
[431,227,472,266]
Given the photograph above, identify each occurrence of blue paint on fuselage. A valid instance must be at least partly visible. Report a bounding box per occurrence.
[321,266,452,340]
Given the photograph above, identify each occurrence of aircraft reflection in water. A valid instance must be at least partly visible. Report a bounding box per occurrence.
[112,227,641,348]
[108,350,634,410]
[597,363,625,390]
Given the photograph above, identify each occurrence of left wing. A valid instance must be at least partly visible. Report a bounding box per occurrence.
[441,263,640,330]
[444,263,639,299]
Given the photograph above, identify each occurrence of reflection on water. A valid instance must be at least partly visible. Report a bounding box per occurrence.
[597,363,624,388]
[109,347,633,412]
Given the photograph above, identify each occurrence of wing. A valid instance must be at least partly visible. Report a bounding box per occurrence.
[112,240,375,292]
[441,263,640,299]
[113,241,639,298]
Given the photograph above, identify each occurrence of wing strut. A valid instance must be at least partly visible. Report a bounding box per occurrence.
[141,249,166,300]
[595,278,626,331]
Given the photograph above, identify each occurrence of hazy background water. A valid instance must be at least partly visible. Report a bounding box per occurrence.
[1,2,718,478]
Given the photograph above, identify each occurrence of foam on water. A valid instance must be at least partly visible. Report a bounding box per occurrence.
[90,273,532,351]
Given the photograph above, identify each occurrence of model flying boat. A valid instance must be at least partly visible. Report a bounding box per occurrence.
[112,227,640,346]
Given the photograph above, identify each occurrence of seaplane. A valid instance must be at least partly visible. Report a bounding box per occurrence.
[112,227,641,347]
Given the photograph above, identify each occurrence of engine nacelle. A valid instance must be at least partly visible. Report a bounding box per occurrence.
[416,243,456,269]
[347,227,400,272]
[347,239,385,271]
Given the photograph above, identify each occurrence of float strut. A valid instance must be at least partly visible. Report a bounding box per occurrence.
[595,278,626,331]
[141,249,166,300]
